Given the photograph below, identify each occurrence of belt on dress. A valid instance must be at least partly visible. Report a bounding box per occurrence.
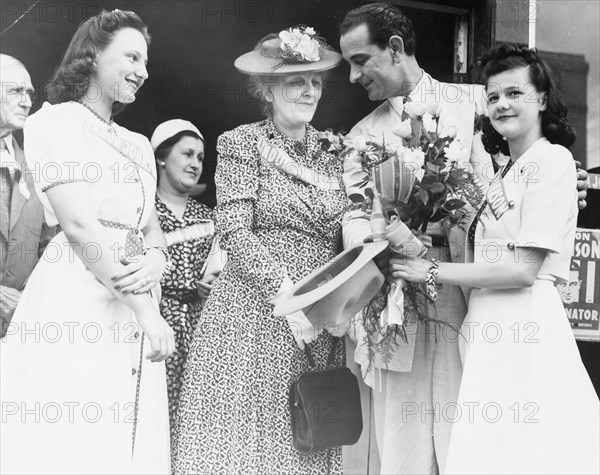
[98,218,137,231]
[98,219,144,259]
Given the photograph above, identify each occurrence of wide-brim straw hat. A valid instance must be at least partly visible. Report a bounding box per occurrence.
[271,241,388,327]
[234,27,342,76]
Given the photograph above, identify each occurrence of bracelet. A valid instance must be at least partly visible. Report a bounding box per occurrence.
[145,245,172,272]
[425,258,441,301]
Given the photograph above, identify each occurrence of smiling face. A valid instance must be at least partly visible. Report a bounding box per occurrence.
[0,59,34,135]
[486,66,546,149]
[340,24,403,101]
[269,72,323,129]
[159,135,204,195]
[89,27,148,106]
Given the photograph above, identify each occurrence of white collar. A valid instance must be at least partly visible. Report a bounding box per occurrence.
[1,133,15,157]
[0,133,31,199]
[388,70,433,113]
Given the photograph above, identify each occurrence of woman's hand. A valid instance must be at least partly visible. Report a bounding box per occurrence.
[390,255,431,283]
[197,271,220,300]
[196,281,213,300]
[134,303,175,362]
[111,248,167,295]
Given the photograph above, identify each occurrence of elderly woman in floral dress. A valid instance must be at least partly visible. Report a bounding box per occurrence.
[174,27,347,474]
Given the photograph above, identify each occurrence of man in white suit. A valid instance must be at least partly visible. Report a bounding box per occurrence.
[339,4,588,474]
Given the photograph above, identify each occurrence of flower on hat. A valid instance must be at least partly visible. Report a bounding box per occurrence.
[279,26,321,63]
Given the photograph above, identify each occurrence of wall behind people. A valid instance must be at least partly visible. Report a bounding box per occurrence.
[536,0,599,170]
[494,0,599,169]
[1,0,465,206]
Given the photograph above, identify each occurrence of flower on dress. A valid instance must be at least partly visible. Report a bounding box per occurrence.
[317,129,344,155]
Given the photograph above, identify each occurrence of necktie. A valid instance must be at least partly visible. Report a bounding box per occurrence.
[0,138,13,228]
[401,95,411,121]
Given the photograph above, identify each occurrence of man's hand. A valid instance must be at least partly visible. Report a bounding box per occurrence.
[0,285,21,321]
[575,161,588,209]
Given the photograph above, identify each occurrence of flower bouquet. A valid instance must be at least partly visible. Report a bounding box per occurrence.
[340,98,485,366]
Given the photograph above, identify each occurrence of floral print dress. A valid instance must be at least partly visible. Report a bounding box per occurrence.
[155,196,214,455]
[174,119,347,475]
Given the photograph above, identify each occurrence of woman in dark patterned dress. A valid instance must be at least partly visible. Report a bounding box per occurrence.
[150,120,219,456]
[174,28,347,474]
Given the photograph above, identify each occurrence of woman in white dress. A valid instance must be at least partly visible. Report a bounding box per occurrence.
[390,45,599,474]
[0,10,173,475]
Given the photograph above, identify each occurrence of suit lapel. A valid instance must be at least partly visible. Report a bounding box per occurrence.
[0,185,8,239]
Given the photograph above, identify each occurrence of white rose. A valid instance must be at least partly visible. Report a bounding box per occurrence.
[297,35,320,61]
[392,119,413,139]
[305,27,316,35]
[444,139,465,164]
[404,101,426,118]
[279,30,299,48]
[425,101,442,117]
[343,152,363,172]
[443,125,458,139]
[404,148,426,170]
[352,135,370,152]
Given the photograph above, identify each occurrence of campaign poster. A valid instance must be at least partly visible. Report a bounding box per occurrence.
[559,228,600,341]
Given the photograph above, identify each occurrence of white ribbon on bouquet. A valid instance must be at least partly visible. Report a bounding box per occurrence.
[378,216,428,328]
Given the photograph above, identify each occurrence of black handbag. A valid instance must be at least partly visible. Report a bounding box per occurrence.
[288,337,363,454]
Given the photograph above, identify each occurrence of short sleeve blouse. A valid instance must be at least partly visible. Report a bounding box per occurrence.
[24,102,157,229]
[476,138,578,282]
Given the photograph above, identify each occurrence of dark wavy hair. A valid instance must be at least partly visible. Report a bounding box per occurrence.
[480,44,575,149]
[47,10,150,111]
[340,3,416,55]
